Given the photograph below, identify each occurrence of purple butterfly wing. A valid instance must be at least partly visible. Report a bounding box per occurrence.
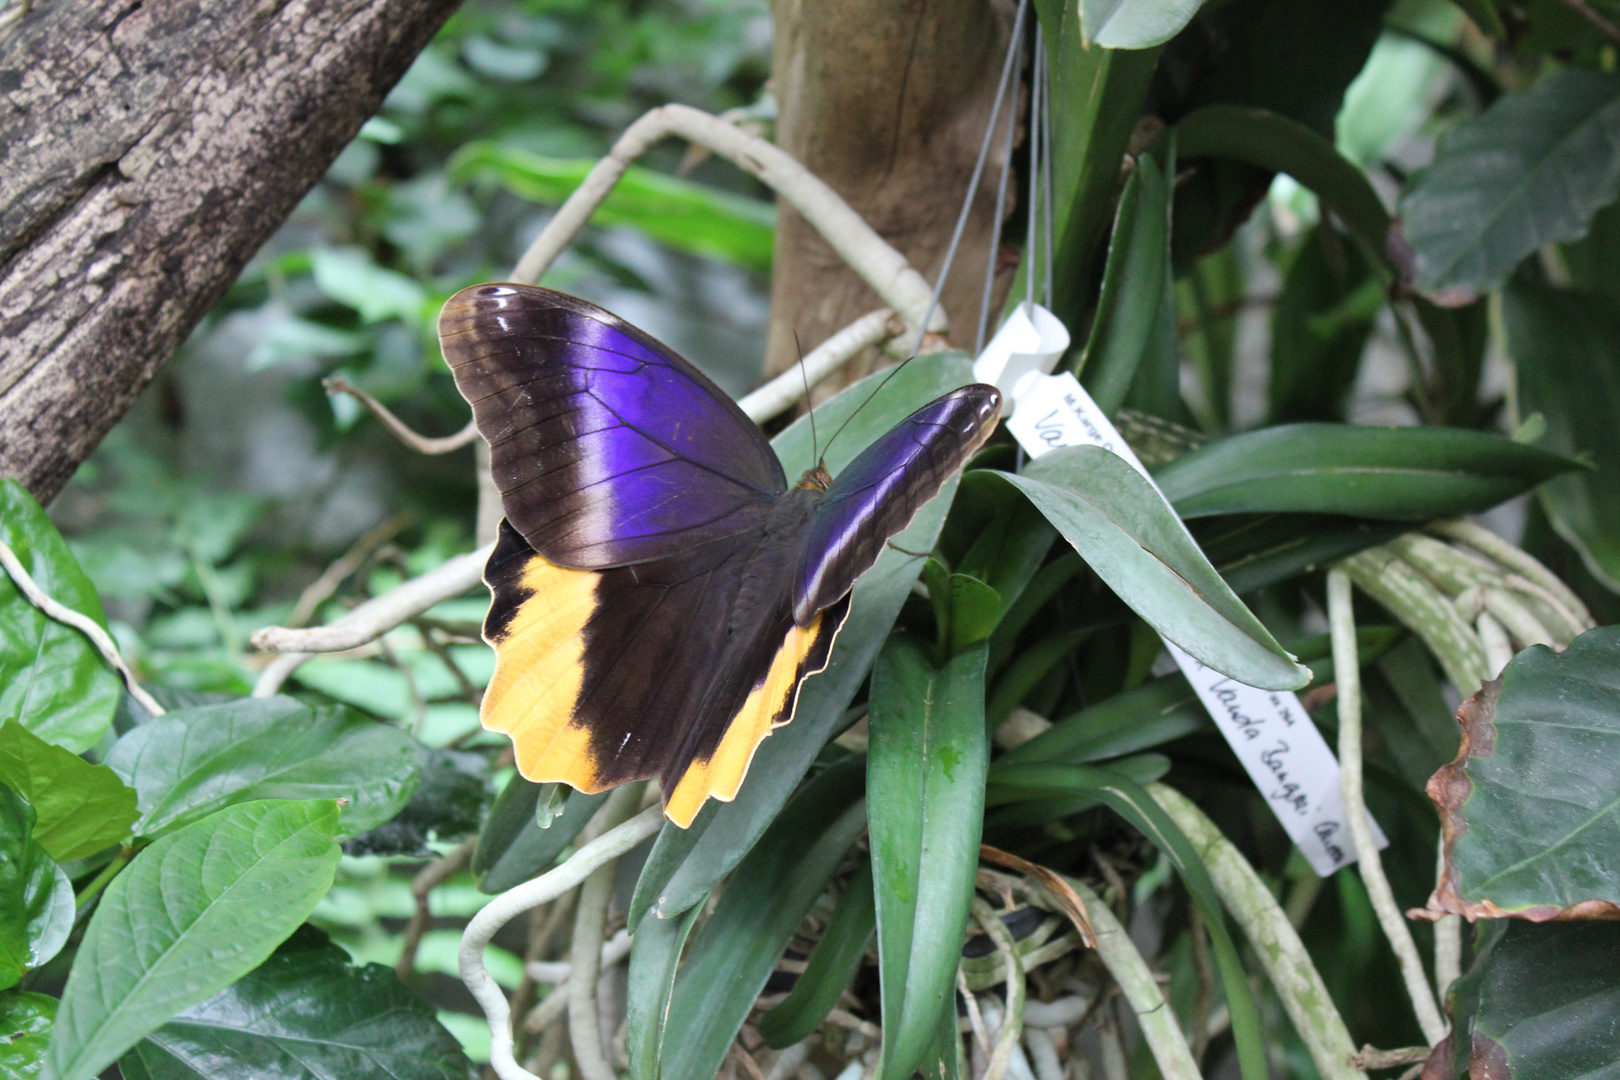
[794,384,1002,625]
[440,284,786,567]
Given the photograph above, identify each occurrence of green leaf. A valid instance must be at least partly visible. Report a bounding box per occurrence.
[117,926,475,1080]
[0,991,57,1080]
[947,472,1057,622]
[1502,281,1620,592]
[43,799,344,1080]
[1430,627,1620,919]
[450,143,776,272]
[1153,423,1580,520]
[1268,222,1381,423]
[0,722,138,862]
[310,247,429,325]
[1073,153,1171,414]
[0,479,120,754]
[658,761,867,1080]
[1192,513,1405,595]
[632,356,970,923]
[1080,0,1201,48]
[1400,71,1620,298]
[757,859,876,1049]
[0,785,72,991]
[476,785,606,894]
[105,696,419,839]
[994,674,1205,769]
[989,451,1308,690]
[342,747,486,857]
[1437,920,1620,1080]
[625,903,703,1080]
[867,637,989,1080]
[1174,105,1393,274]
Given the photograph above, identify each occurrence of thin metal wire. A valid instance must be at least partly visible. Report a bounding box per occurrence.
[1040,37,1055,310]
[1025,23,1043,311]
[909,0,1030,357]
[977,27,1028,352]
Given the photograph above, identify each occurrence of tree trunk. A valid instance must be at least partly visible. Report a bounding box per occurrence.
[0,0,459,502]
[766,0,1020,383]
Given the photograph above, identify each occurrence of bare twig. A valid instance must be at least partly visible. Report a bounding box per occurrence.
[973,896,1027,1080]
[1350,1046,1431,1070]
[251,541,492,666]
[397,839,475,981]
[0,539,165,716]
[1328,570,1447,1046]
[460,802,664,1080]
[325,375,480,454]
[510,104,945,339]
[414,620,483,704]
[284,514,408,629]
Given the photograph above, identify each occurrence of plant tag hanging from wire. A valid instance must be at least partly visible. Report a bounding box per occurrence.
[978,316,1386,876]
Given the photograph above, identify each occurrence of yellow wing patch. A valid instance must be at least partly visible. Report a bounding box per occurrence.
[664,613,827,827]
[481,554,607,793]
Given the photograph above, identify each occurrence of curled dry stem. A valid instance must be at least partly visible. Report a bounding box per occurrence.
[324,375,480,455]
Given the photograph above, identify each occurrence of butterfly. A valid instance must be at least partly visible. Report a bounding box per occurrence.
[440,284,1001,826]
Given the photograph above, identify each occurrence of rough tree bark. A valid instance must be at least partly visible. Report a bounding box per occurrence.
[0,0,460,503]
[766,0,1020,383]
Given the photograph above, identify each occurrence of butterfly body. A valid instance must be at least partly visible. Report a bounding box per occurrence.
[441,284,999,825]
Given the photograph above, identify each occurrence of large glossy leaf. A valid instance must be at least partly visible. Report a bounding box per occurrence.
[0,785,72,992]
[632,356,970,922]
[0,479,120,754]
[989,450,1308,690]
[1080,0,1200,48]
[1153,423,1579,520]
[1075,152,1171,414]
[450,142,776,272]
[43,799,344,1080]
[757,859,876,1049]
[117,926,475,1080]
[1502,282,1620,591]
[105,696,419,839]
[867,638,989,1080]
[0,722,137,862]
[0,991,57,1080]
[1433,920,1620,1080]
[1400,71,1620,298]
[657,761,867,1080]
[1428,627,1620,920]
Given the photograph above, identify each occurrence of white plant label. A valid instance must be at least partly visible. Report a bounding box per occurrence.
[977,307,1384,876]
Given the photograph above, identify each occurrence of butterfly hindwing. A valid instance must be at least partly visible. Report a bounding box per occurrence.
[480,518,846,827]
[441,284,788,568]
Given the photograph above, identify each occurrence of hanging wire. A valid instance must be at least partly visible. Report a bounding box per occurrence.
[909,0,1030,356]
[976,25,1029,351]
[1025,23,1043,311]
[1040,37,1055,310]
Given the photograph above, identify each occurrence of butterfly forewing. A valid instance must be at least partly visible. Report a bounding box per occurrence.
[793,385,1001,624]
[440,284,786,568]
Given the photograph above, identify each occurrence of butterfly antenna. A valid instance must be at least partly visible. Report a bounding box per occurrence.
[794,329,820,465]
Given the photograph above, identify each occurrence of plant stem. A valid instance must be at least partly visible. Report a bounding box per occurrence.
[568,784,643,1080]
[1338,548,1487,694]
[1062,876,1203,1080]
[972,896,1027,1080]
[1327,570,1448,1045]
[1149,784,1366,1080]
[460,804,665,1080]
[74,848,131,910]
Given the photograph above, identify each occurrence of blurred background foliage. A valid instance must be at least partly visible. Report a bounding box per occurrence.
[30,0,1620,1070]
